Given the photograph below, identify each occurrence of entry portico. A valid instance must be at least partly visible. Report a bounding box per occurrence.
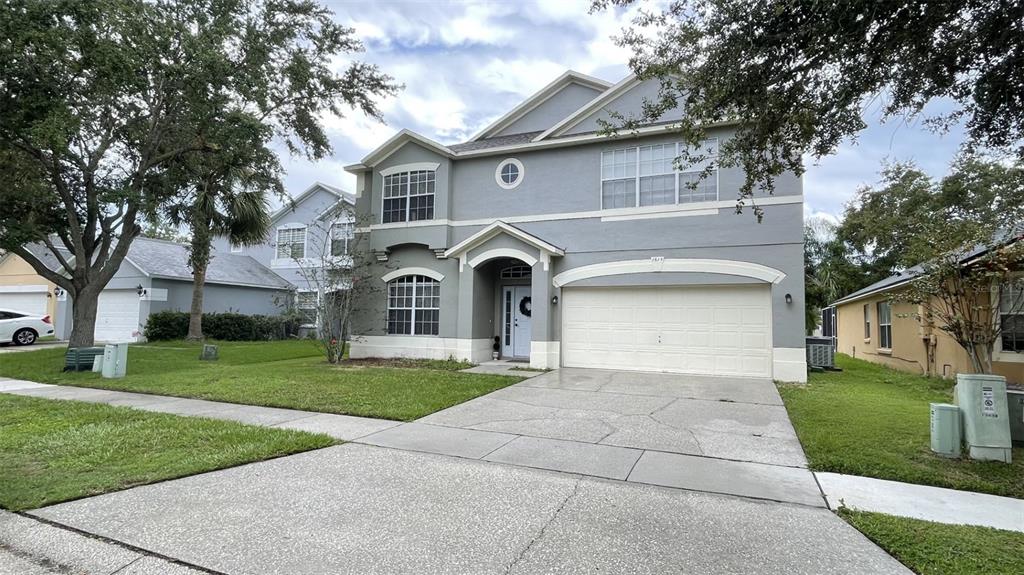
[444,221,565,369]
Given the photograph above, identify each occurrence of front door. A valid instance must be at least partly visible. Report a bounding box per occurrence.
[502,286,532,358]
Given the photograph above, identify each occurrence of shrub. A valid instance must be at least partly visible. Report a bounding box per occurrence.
[143,311,299,341]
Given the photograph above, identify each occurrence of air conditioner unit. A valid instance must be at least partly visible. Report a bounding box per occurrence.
[805,337,835,369]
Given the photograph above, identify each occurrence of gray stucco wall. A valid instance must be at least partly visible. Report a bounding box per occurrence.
[493,82,604,137]
[148,279,287,316]
[563,78,687,137]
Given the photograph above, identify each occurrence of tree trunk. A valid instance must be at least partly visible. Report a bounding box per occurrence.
[186,229,211,341]
[187,262,206,340]
[68,289,99,348]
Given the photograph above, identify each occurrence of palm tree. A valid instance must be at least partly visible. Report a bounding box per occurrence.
[178,181,270,340]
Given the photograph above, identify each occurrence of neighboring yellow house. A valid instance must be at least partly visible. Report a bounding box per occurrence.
[0,245,67,324]
[832,272,1024,385]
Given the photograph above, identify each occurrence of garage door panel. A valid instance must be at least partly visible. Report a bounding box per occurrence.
[1,292,48,316]
[562,285,772,378]
[94,290,141,342]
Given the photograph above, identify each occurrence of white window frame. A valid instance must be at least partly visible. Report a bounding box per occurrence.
[877,300,892,350]
[386,275,441,336]
[296,290,318,327]
[275,224,307,259]
[863,304,871,341]
[994,279,1024,363]
[380,169,436,224]
[330,220,355,257]
[600,139,719,210]
[495,158,525,189]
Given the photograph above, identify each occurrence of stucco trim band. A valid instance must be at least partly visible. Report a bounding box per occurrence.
[552,258,786,288]
[381,267,446,283]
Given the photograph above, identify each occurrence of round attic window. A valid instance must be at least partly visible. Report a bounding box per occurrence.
[495,158,524,189]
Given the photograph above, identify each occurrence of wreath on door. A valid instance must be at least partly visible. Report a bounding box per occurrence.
[519,296,532,317]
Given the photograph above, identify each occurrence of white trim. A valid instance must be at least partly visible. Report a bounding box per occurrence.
[344,120,740,174]
[552,258,786,288]
[530,341,560,370]
[230,244,243,253]
[381,267,445,283]
[139,288,168,302]
[362,195,804,232]
[381,166,437,225]
[495,158,525,189]
[274,223,308,261]
[601,209,719,222]
[535,75,643,141]
[443,221,565,259]
[468,248,538,268]
[773,347,808,383]
[269,182,346,224]
[469,71,612,142]
[0,284,49,293]
[353,129,455,168]
[380,162,441,177]
[349,335,491,363]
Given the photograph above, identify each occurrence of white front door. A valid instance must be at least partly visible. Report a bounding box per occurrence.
[502,286,532,358]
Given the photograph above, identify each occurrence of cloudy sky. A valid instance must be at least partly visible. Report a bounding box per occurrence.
[281,0,968,222]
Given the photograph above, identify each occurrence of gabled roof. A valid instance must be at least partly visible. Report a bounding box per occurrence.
[832,235,1023,306]
[129,237,292,289]
[443,221,565,259]
[467,70,612,142]
[345,129,455,172]
[533,74,643,141]
[270,182,352,224]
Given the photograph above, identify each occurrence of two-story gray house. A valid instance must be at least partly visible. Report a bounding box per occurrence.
[344,71,807,381]
[213,182,355,327]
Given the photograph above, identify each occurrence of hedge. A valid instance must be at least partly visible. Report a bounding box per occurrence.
[143,310,301,341]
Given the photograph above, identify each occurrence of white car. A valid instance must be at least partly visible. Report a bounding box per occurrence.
[0,308,55,346]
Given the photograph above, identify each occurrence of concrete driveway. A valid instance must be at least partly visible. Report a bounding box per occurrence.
[25,368,912,574]
[362,368,816,506]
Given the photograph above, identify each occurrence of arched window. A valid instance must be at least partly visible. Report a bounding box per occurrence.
[387,275,440,335]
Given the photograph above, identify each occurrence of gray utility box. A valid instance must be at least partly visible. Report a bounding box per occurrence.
[1009,388,1024,446]
[954,374,1012,463]
[806,337,835,369]
[101,343,129,379]
[930,403,961,458]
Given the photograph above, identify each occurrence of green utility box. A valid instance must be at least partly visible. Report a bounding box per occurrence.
[930,403,961,458]
[63,347,106,372]
[954,374,1012,463]
[1008,389,1024,446]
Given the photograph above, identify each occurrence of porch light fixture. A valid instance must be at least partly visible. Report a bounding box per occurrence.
[53,287,63,297]
[551,295,559,305]
[785,293,793,304]
[136,284,146,297]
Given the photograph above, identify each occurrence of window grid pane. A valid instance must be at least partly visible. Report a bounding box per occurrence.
[387,275,440,336]
[640,174,676,206]
[602,179,636,209]
[601,140,719,210]
[297,292,317,325]
[276,228,306,259]
[1001,284,1024,351]
[381,170,435,223]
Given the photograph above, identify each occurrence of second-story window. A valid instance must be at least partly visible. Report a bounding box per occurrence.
[383,170,435,223]
[276,227,306,259]
[330,222,354,256]
[601,140,718,209]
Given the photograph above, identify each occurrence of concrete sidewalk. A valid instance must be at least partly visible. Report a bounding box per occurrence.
[817,472,1024,532]
[0,511,206,574]
[0,377,400,441]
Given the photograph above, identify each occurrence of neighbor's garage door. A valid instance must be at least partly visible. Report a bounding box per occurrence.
[561,285,772,377]
[0,289,48,316]
[94,289,141,342]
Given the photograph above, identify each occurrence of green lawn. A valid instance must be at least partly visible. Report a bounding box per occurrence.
[0,393,334,511]
[840,509,1024,575]
[777,355,1023,498]
[0,340,522,421]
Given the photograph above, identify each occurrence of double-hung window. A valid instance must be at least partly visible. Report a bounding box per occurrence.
[601,140,718,209]
[877,301,892,349]
[863,304,871,339]
[1000,283,1024,352]
[330,221,354,256]
[387,275,440,335]
[296,291,317,326]
[383,170,435,223]
[276,227,306,259]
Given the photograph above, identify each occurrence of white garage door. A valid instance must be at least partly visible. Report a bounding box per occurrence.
[0,290,48,316]
[561,285,772,377]
[94,290,141,342]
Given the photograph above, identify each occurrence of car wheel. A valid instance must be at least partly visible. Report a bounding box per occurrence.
[13,328,37,346]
